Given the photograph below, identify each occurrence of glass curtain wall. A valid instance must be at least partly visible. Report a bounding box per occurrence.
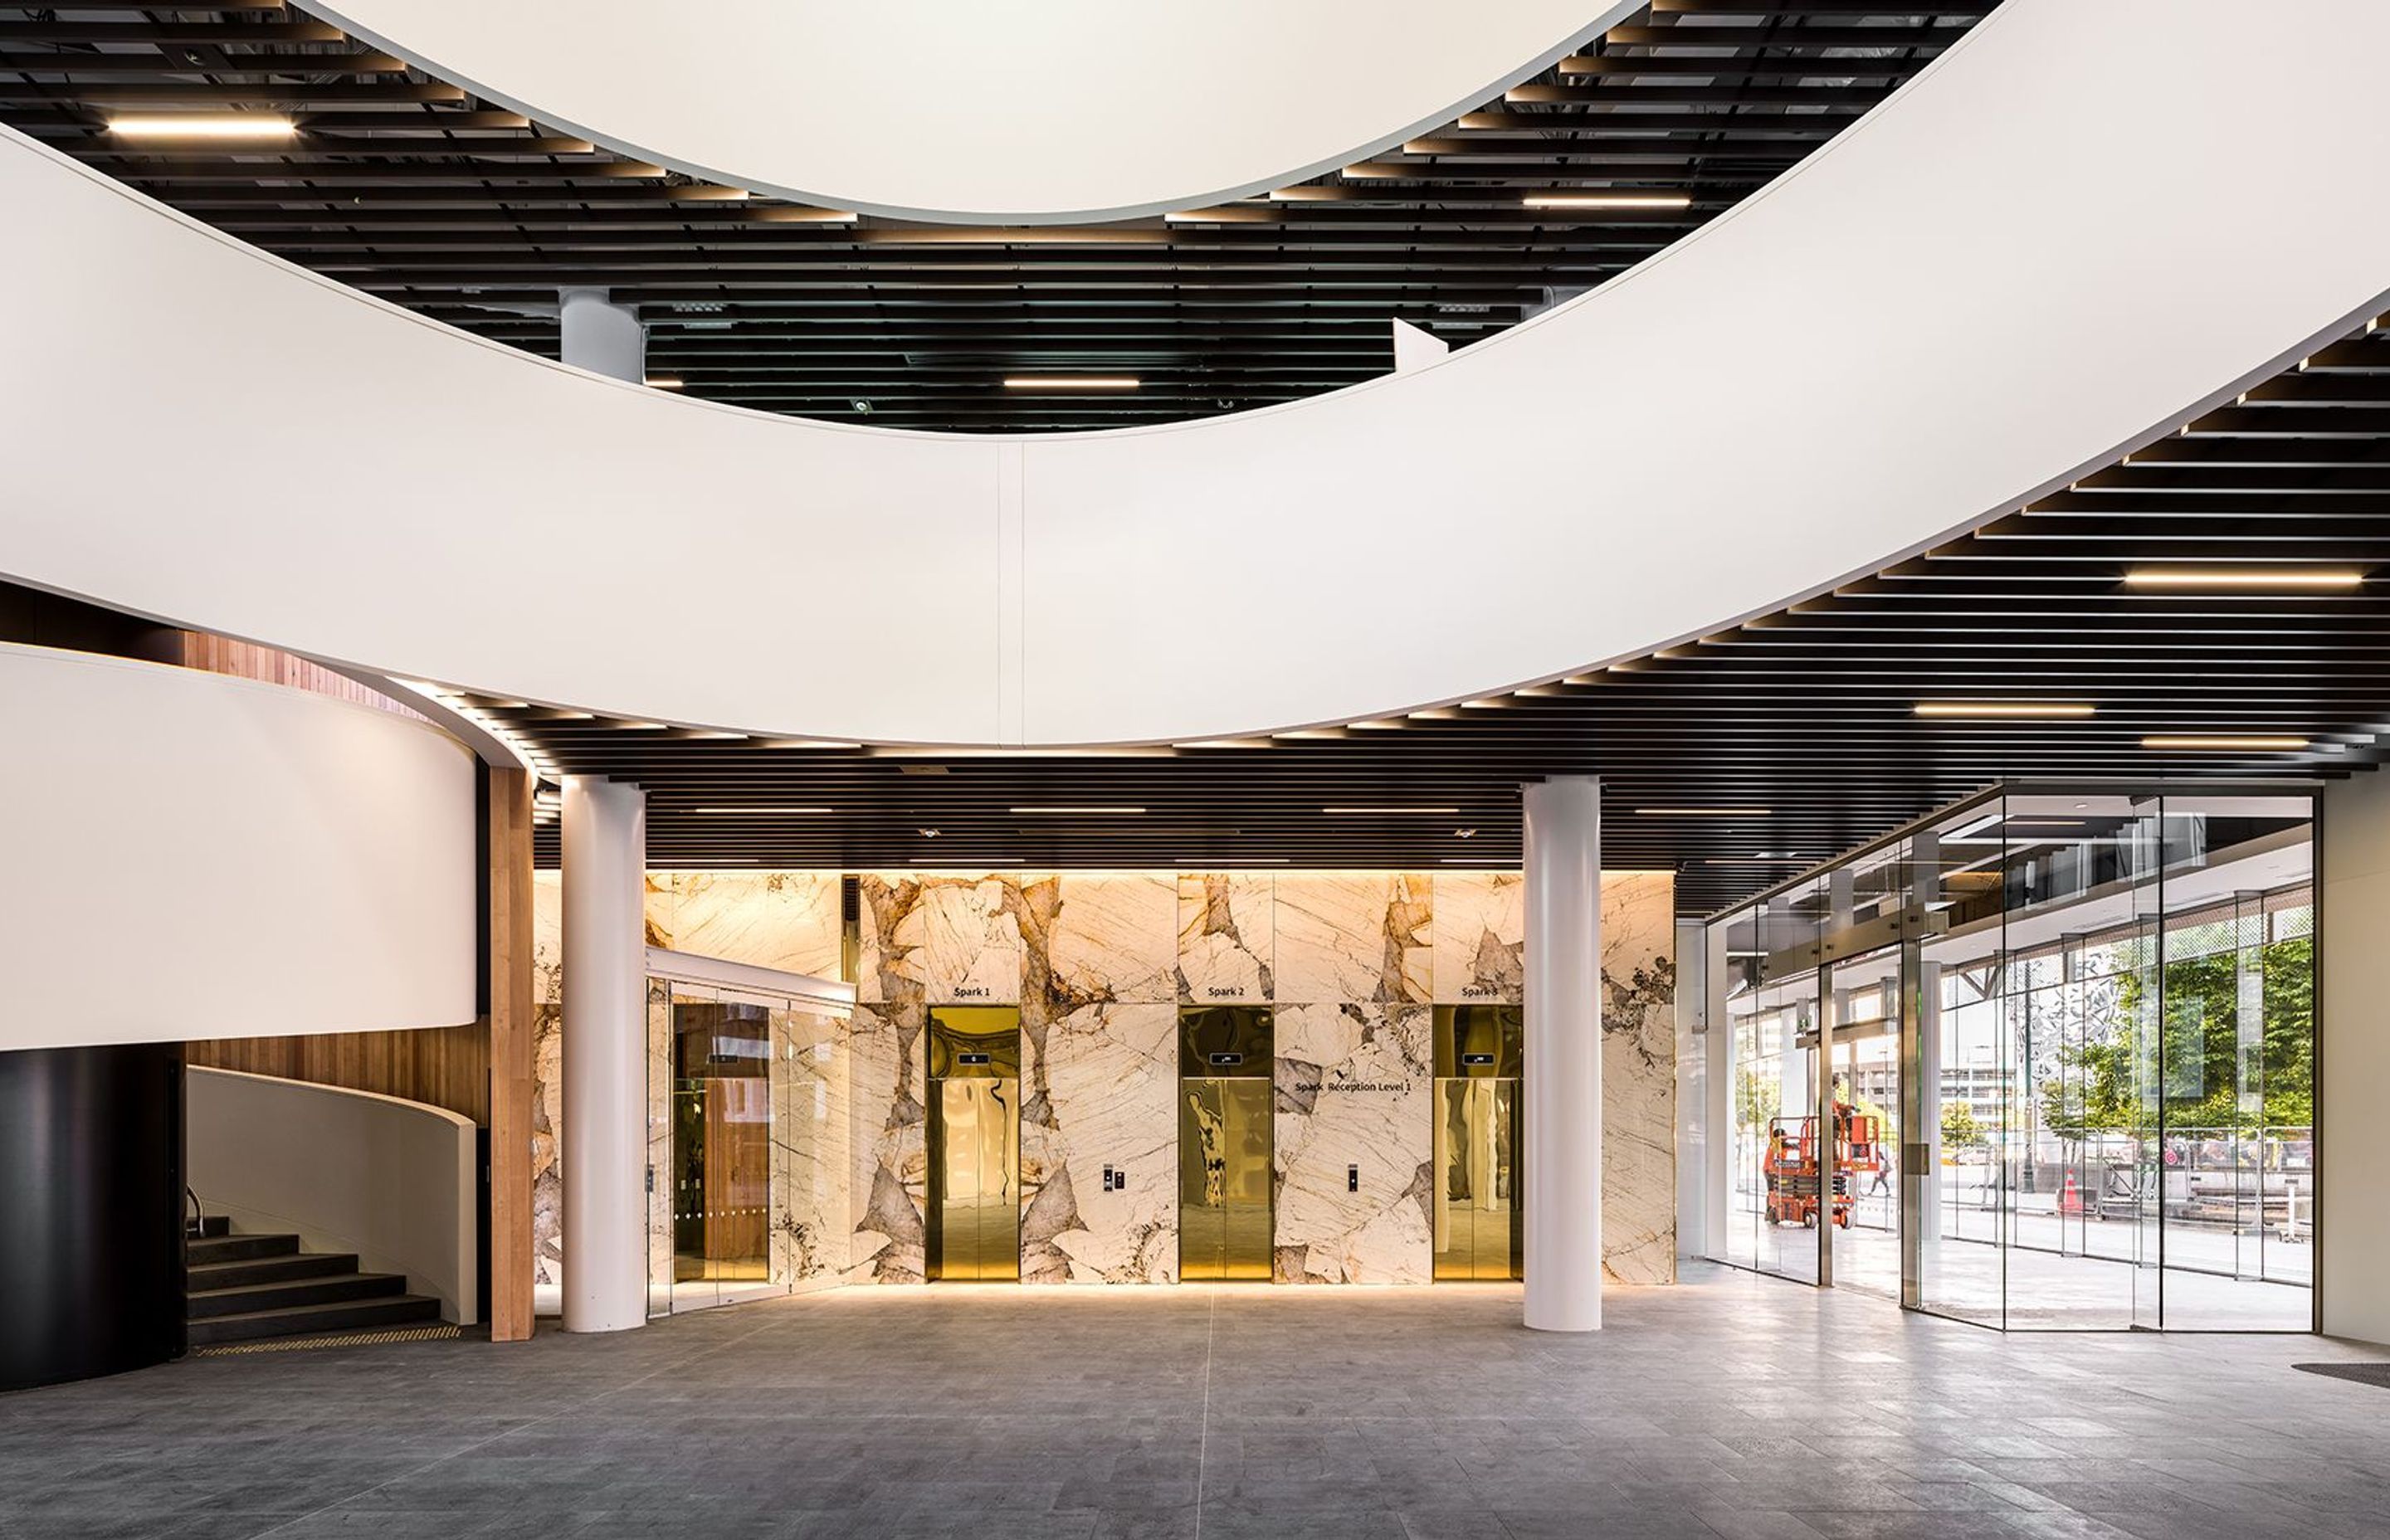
[1713,786,2317,1332]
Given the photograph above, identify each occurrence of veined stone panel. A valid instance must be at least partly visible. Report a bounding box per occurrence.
[848,1000,927,1282]
[777,1006,851,1290]
[651,870,842,977]
[1275,873,1433,1004]
[1177,872,1275,1002]
[1272,1002,1434,1284]
[1044,872,1177,1006]
[645,979,671,1305]
[1601,869,1678,1284]
[856,872,1036,1005]
[1432,872,1524,1003]
[531,871,563,1287]
[1022,1001,1177,1283]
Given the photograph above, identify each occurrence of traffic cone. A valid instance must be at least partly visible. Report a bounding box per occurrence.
[2059,1168,2083,1216]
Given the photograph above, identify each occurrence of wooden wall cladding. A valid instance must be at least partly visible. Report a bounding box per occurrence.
[185,1024,490,1124]
[177,632,427,721]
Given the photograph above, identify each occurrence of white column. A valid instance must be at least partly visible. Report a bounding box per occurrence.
[561,775,646,1333]
[1524,774,1602,1331]
[559,286,645,384]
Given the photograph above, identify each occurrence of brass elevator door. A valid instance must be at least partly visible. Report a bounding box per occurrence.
[1180,1077,1273,1281]
[931,1078,1020,1281]
[925,1006,1022,1282]
[1433,1077,1521,1280]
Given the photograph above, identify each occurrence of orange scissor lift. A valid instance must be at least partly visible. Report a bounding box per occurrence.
[1764,1110,1881,1229]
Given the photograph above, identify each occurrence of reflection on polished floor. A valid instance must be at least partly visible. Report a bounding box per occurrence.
[7,1264,2389,1539]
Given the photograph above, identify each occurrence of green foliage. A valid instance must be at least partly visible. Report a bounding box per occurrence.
[1940,1099,1983,1148]
[2036,935,2313,1138]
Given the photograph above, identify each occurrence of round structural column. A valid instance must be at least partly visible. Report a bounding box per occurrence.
[1524,774,1602,1331]
[558,286,644,384]
[561,775,646,1333]
[0,1044,185,1390]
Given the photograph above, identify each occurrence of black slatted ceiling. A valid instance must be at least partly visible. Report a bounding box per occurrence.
[1,0,1992,430]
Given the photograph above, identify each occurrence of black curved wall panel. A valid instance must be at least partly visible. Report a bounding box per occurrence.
[0,1045,185,1391]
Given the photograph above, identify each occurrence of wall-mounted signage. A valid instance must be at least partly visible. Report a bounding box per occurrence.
[1208,1051,1244,1066]
[957,1051,992,1065]
[1461,1052,1495,1066]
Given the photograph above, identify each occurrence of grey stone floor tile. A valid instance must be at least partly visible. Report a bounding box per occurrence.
[0,1266,2382,1540]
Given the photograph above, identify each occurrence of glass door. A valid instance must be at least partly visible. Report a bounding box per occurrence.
[667,986,773,1309]
[1827,946,1900,1299]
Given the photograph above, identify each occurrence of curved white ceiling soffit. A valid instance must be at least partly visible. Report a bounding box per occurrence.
[7,1,2390,747]
[290,0,1640,225]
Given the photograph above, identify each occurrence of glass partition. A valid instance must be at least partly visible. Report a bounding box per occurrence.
[1708,786,2318,1333]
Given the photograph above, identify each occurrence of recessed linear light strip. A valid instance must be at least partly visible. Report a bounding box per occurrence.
[2141,735,2311,751]
[1002,376,1139,392]
[1522,193,1692,209]
[1011,806,1144,814]
[1913,702,2095,719]
[110,114,295,139]
[690,806,834,814]
[2123,567,2365,589]
[1321,806,1461,814]
[1635,807,1772,816]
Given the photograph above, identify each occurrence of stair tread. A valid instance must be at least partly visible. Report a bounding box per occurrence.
[198,1294,441,1326]
[190,1270,405,1300]
[186,1232,300,1263]
[187,1252,359,1282]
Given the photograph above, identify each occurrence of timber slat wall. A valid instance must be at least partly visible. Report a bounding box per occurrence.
[185,1024,490,1124]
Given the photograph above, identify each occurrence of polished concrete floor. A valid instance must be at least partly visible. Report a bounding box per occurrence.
[4,1263,2389,1540]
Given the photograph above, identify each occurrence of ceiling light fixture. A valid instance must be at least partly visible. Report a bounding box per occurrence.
[1914,702,2096,719]
[2123,568,2365,590]
[1522,193,1692,210]
[690,806,833,815]
[645,376,685,389]
[1635,807,1773,816]
[2141,735,2311,751]
[1173,738,1273,750]
[1322,806,1461,815]
[1010,806,1145,815]
[1002,376,1139,392]
[110,114,295,139]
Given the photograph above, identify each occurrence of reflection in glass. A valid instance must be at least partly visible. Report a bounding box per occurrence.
[1711,787,2317,1333]
[671,994,773,1294]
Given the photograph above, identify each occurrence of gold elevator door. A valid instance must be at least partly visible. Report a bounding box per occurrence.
[1179,1006,1274,1282]
[926,1007,1021,1282]
[1433,1078,1521,1279]
[1432,1004,1524,1281]
[1179,1078,1273,1281]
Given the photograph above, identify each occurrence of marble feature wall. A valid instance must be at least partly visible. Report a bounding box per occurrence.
[847,1001,928,1282]
[1600,870,1680,1284]
[775,1006,851,1291]
[1275,873,1433,1003]
[856,871,1034,1004]
[647,870,842,979]
[1022,1001,1178,1283]
[531,871,565,1287]
[1271,1002,1435,1284]
[530,865,1676,1291]
[1177,872,1275,1001]
[1433,871,1525,1002]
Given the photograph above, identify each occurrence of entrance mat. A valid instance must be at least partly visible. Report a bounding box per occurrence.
[2294,1361,2390,1388]
[194,1323,462,1357]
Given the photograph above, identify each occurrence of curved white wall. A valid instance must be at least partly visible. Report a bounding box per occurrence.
[7,0,2390,745]
[297,0,1628,225]
[0,645,478,1048]
[188,1067,479,1324]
